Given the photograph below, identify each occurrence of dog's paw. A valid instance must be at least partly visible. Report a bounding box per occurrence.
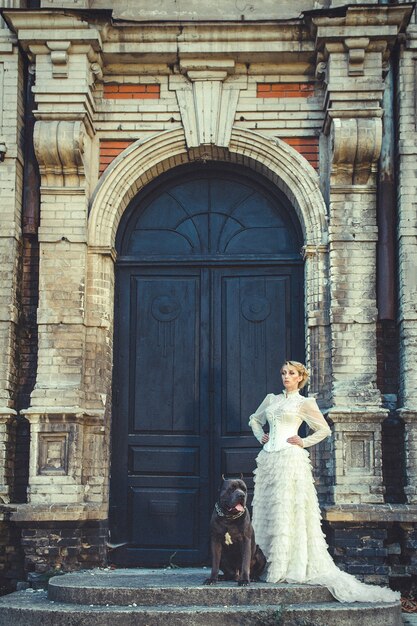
[204,577,218,585]
[238,579,250,586]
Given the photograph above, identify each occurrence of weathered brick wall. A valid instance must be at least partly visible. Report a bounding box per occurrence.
[95,77,323,181]
[0,48,24,409]
[396,16,417,503]
[0,13,27,509]
[376,321,406,504]
[324,506,417,587]
[0,509,24,596]
[20,521,108,576]
[377,320,399,398]
[325,522,391,585]
[16,235,39,414]
[12,234,39,503]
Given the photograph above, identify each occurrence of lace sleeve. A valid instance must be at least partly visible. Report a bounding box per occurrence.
[248,394,274,443]
[299,397,331,448]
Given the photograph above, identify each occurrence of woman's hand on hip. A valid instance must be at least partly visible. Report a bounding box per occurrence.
[261,433,269,444]
[287,435,303,447]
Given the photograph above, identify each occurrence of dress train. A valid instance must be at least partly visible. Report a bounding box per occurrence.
[251,447,400,603]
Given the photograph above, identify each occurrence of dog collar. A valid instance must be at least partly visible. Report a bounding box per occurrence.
[215,502,246,520]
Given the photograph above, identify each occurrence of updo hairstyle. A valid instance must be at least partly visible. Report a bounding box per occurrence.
[280,360,310,389]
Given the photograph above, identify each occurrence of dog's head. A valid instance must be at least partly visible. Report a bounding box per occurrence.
[218,478,248,515]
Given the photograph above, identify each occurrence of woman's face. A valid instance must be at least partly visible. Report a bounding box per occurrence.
[281,365,303,392]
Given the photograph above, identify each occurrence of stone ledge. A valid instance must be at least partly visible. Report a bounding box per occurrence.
[323,504,417,523]
[3,503,107,523]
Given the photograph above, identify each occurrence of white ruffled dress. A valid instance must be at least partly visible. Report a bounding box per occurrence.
[249,390,400,603]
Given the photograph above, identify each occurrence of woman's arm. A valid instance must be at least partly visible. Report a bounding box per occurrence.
[248,394,274,443]
[298,397,331,448]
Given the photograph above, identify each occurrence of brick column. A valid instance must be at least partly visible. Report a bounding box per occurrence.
[396,23,417,503]
[310,4,413,504]
[325,52,386,506]
[0,15,25,502]
[4,12,106,509]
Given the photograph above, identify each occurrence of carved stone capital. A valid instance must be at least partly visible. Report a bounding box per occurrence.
[33,120,86,188]
[330,117,382,186]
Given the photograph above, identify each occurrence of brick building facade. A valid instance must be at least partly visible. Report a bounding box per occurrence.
[0,0,417,594]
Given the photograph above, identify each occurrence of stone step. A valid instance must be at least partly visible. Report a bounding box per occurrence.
[0,568,402,626]
[47,567,334,606]
[0,590,402,626]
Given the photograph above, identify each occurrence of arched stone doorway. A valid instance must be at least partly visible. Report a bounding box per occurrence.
[109,162,304,566]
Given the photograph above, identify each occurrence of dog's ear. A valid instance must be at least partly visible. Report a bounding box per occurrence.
[221,473,225,481]
[240,473,244,480]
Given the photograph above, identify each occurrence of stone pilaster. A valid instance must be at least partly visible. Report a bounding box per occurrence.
[396,20,417,503]
[83,246,115,505]
[3,10,105,507]
[0,6,26,503]
[310,4,413,504]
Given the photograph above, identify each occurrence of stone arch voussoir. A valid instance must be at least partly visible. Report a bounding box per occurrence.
[88,127,328,250]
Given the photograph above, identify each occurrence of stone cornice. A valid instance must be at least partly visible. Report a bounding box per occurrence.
[309,4,414,53]
[2,10,103,54]
[3,502,108,522]
[3,10,316,67]
[310,4,414,94]
[21,407,104,422]
[102,22,316,66]
[326,408,388,420]
[323,503,417,523]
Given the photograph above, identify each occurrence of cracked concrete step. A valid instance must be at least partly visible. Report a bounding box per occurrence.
[0,590,402,626]
[0,569,402,625]
[47,568,334,606]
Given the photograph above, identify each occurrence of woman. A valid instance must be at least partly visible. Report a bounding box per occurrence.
[249,360,399,603]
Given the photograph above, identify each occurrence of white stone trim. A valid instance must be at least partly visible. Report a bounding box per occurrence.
[88,126,327,250]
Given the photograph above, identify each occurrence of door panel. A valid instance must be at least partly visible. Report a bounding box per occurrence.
[131,276,200,433]
[110,268,210,566]
[213,268,303,496]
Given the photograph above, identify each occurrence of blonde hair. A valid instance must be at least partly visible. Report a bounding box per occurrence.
[280,360,310,389]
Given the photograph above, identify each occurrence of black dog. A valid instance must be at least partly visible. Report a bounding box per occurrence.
[204,477,266,586]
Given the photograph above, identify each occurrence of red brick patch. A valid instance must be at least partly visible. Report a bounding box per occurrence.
[282,137,319,170]
[99,140,134,175]
[103,83,160,99]
[257,83,314,98]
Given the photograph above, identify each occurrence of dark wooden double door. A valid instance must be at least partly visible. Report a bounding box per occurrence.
[109,164,303,566]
